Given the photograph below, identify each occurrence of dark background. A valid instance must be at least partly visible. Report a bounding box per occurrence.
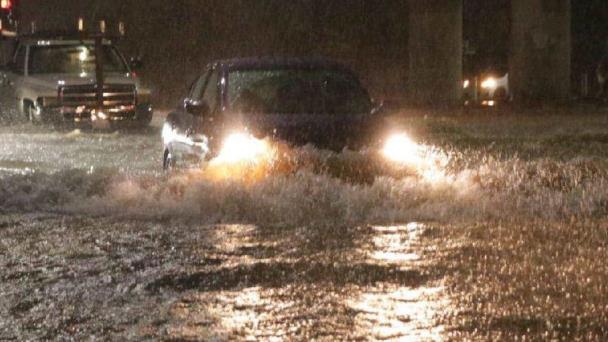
[13,0,608,107]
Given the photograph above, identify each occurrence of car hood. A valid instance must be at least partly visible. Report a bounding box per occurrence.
[239,112,381,150]
[27,73,135,90]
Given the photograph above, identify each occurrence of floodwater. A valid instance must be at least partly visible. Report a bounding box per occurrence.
[0,114,452,340]
[2,112,608,340]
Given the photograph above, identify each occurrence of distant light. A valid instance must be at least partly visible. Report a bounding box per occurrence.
[1,0,12,10]
[78,18,84,32]
[119,22,125,36]
[481,77,497,90]
[79,47,89,62]
[463,80,470,89]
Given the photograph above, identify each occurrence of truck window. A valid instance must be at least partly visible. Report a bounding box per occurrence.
[27,45,128,75]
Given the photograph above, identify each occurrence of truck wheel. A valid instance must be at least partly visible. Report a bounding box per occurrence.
[163,149,176,171]
[27,104,42,125]
[136,107,153,129]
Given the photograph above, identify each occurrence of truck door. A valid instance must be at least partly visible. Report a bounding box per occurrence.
[0,43,23,116]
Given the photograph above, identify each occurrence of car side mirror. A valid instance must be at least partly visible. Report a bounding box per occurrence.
[129,57,143,71]
[184,100,210,117]
[372,99,398,116]
[371,100,385,115]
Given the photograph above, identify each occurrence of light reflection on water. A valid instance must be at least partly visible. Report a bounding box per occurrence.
[369,223,422,264]
[348,223,448,341]
[348,286,447,341]
[162,223,449,341]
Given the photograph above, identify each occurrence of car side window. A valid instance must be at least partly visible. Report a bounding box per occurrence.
[201,70,219,113]
[189,72,208,101]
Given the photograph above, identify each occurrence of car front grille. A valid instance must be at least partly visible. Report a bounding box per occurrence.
[58,84,136,118]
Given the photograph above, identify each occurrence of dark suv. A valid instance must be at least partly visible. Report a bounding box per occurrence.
[162,57,387,170]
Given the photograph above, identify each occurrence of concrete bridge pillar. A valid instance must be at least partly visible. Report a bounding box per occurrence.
[407,0,463,107]
[510,0,571,102]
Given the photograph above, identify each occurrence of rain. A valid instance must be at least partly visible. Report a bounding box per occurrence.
[1,1,608,341]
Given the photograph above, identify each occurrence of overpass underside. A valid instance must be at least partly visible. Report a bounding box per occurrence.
[407,0,571,106]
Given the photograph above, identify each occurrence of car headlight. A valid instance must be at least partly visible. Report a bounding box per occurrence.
[382,133,422,164]
[215,132,268,164]
[481,77,497,90]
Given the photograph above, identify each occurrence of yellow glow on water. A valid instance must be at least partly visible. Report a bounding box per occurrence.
[348,223,448,341]
[370,224,422,264]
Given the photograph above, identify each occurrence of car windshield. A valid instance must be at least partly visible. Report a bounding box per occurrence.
[227,67,371,115]
[28,44,128,75]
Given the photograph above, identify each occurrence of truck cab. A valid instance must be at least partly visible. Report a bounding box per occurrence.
[0,35,152,127]
[0,0,17,65]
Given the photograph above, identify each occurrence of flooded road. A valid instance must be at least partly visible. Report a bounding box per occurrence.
[0,118,164,176]
[0,114,451,340]
[0,215,449,340]
[2,112,608,340]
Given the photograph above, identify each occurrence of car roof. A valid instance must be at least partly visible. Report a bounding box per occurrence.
[213,57,354,73]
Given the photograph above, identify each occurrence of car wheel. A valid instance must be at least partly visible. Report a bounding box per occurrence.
[163,149,176,171]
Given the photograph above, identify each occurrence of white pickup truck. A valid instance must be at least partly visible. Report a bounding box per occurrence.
[0,35,152,127]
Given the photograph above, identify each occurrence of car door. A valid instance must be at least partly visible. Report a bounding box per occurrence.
[182,67,221,156]
[193,67,221,151]
[168,71,209,157]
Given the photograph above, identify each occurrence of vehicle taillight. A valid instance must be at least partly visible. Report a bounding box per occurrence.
[0,0,12,10]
